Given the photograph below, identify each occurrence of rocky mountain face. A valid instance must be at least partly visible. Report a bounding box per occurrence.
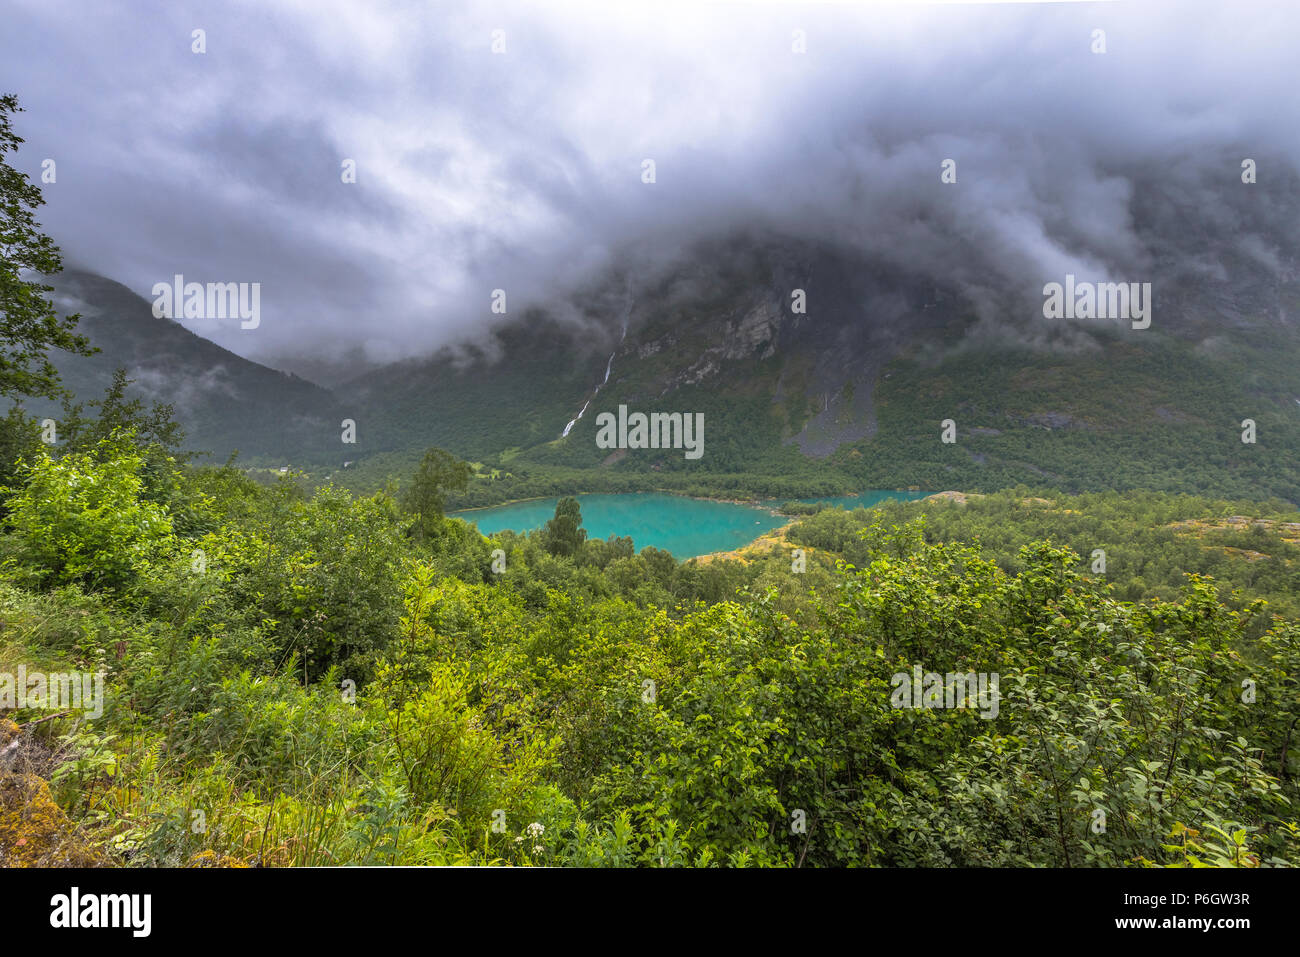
[596,237,959,457]
[336,233,968,466]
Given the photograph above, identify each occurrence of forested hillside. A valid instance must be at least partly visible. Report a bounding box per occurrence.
[32,270,344,464]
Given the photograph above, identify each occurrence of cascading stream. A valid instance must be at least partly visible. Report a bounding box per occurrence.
[561,301,630,438]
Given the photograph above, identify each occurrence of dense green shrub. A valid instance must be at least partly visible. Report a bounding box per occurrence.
[2,438,175,591]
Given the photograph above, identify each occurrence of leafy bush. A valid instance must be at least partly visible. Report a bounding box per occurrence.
[2,438,175,591]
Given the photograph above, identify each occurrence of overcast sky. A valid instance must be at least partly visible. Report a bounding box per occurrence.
[4,0,1298,371]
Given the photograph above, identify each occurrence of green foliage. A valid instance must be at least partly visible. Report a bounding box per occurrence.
[1,434,1296,867]
[0,403,42,514]
[2,438,176,590]
[542,496,586,557]
[790,488,1300,618]
[241,484,408,681]
[402,447,471,540]
[0,93,95,399]
[57,367,190,461]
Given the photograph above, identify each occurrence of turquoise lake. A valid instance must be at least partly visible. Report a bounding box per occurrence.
[452,490,931,559]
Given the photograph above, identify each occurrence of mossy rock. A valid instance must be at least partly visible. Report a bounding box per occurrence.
[0,722,103,867]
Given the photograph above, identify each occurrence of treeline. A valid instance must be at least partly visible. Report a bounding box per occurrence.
[335,456,866,510]
[790,488,1300,619]
[329,326,1300,509]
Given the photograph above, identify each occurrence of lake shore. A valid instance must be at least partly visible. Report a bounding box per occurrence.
[451,487,932,516]
[451,489,934,559]
[451,489,780,516]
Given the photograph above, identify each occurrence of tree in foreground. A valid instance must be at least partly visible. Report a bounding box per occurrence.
[58,366,188,458]
[543,496,586,557]
[0,93,94,400]
[404,447,471,539]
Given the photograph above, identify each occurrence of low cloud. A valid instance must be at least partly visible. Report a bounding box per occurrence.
[4,0,1297,371]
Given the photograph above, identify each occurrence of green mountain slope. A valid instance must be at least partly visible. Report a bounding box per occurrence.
[26,270,345,464]
[336,225,1300,504]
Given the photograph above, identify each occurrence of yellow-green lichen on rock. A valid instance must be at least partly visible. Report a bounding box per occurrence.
[0,718,103,867]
